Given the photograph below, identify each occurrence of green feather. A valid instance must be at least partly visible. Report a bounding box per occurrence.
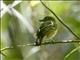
[36,16,57,45]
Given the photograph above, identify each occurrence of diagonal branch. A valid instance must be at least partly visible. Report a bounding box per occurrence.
[40,0,80,39]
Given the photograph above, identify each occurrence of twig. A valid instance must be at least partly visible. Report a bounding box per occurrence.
[41,40,80,45]
[18,40,80,46]
[0,52,8,57]
[0,40,79,58]
[0,40,80,52]
[0,47,13,57]
[0,47,14,51]
[40,0,80,39]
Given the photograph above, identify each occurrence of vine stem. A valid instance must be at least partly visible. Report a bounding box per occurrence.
[41,40,80,45]
[40,0,80,39]
[0,40,80,49]
[1,40,80,57]
[0,52,8,57]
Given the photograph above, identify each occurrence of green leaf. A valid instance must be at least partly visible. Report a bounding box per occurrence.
[1,13,11,31]
[3,0,14,5]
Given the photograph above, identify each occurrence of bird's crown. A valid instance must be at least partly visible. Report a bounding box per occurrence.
[40,16,55,22]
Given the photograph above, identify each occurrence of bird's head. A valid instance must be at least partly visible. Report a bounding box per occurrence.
[39,16,55,22]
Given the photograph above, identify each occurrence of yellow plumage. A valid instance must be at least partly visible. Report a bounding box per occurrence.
[36,16,57,46]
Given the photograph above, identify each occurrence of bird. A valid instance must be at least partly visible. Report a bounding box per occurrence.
[36,16,58,46]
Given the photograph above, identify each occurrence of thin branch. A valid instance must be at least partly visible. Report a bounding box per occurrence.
[0,47,14,51]
[18,40,80,46]
[64,46,80,59]
[0,47,13,57]
[40,0,80,39]
[14,40,80,46]
[0,40,79,58]
[41,40,80,45]
[0,40,80,52]
[0,52,8,57]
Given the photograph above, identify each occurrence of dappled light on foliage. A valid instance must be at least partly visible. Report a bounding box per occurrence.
[0,0,80,60]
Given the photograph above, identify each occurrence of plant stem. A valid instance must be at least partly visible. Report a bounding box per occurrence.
[27,40,80,46]
[40,0,80,39]
[0,47,13,51]
[1,40,80,57]
[0,52,8,57]
[41,40,80,45]
[18,40,80,46]
[0,40,80,48]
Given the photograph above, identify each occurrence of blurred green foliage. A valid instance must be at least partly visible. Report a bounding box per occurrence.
[1,1,80,60]
[3,0,14,5]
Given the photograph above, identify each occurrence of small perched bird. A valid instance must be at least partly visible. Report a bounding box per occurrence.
[36,16,57,46]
